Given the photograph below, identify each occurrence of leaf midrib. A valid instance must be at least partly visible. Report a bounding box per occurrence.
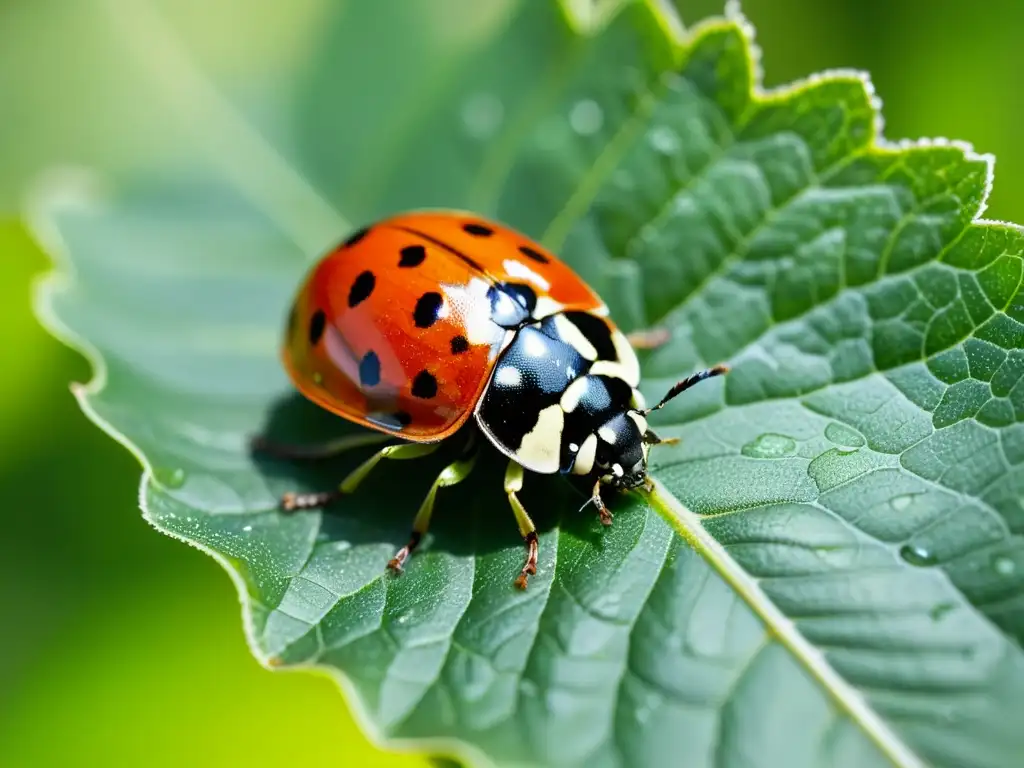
[643,479,926,768]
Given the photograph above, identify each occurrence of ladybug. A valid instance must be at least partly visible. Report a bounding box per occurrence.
[255,210,727,589]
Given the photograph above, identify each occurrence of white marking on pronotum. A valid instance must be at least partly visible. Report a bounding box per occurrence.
[589,360,635,387]
[631,389,647,411]
[516,404,564,474]
[572,434,598,475]
[628,411,648,433]
[587,329,641,387]
[495,366,522,388]
[560,377,590,413]
[610,328,641,385]
[523,330,549,358]
[598,425,617,444]
[503,259,551,290]
[553,314,598,359]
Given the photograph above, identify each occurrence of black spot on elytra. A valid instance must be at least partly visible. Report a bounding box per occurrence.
[463,222,494,237]
[411,370,438,399]
[367,411,411,431]
[518,244,549,264]
[343,227,370,247]
[450,335,469,354]
[359,350,380,387]
[308,309,326,345]
[348,270,376,308]
[414,292,444,328]
[399,245,426,268]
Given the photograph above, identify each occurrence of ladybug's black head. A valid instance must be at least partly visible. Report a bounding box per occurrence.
[593,411,651,490]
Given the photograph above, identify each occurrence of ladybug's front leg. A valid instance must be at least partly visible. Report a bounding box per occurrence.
[504,461,539,590]
[588,479,614,526]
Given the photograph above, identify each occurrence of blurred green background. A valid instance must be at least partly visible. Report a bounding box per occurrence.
[0,0,1019,765]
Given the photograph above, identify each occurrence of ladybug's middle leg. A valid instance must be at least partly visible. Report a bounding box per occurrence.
[387,449,479,573]
[504,461,540,590]
[279,442,440,511]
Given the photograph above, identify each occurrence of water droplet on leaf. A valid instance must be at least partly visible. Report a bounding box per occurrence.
[992,555,1016,576]
[155,467,186,488]
[899,544,936,567]
[741,433,797,459]
[824,422,865,448]
[891,494,914,511]
[569,99,603,135]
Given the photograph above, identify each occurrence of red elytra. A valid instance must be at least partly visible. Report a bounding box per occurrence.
[282,210,606,441]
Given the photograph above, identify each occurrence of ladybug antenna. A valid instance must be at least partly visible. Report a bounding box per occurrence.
[644,364,729,414]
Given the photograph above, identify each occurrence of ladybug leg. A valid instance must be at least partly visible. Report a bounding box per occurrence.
[281,489,343,511]
[625,327,671,351]
[588,479,614,526]
[338,442,440,494]
[388,450,479,573]
[642,427,680,447]
[504,461,539,590]
[278,442,439,513]
[251,431,392,461]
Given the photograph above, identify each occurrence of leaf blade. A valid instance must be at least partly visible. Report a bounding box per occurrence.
[29,2,1024,767]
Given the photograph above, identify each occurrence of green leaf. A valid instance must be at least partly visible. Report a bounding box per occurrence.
[30,1,1024,767]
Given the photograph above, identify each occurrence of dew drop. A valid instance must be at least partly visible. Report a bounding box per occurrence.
[992,555,1017,576]
[647,125,680,155]
[824,422,865,449]
[155,467,186,489]
[461,92,504,139]
[899,544,937,567]
[741,433,797,459]
[891,494,914,512]
[569,99,603,136]
[242,524,253,533]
